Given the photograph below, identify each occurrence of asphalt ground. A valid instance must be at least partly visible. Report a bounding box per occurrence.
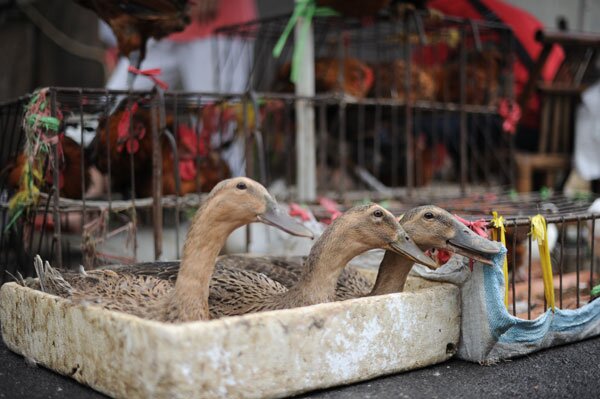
[1,330,599,399]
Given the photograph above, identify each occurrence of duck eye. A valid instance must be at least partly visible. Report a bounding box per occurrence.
[424,212,434,220]
[236,182,247,190]
[373,210,383,218]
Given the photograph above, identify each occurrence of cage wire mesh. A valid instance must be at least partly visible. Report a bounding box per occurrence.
[215,12,517,191]
[0,89,258,281]
[0,12,597,320]
[385,190,599,319]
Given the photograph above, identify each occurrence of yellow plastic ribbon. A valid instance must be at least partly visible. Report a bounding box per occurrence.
[491,211,509,309]
[530,214,556,312]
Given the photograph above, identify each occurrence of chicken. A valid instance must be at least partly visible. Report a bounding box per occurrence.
[431,49,502,105]
[74,0,189,83]
[161,108,231,196]
[162,150,230,195]
[92,101,155,197]
[370,60,437,101]
[275,58,374,99]
[92,100,230,198]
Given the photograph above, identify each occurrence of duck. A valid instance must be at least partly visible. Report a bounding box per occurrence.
[117,205,501,301]
[33,177,314,322]
[195,203,436,316]
[108,204,436,316]
[238,205,500,299]
[361,205,501,298]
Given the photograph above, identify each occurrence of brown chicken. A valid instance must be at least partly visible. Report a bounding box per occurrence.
[370,60,437,101]
[276,58,375,99]
[93,101,230,198]
[162,150,230,196]
[74,0,189,68]
[432,49,502,105]
[5,136,90,200]
[93,101,154,197]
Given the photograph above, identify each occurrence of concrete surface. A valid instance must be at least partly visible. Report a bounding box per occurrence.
[0,280,459,398]
[1,333,599,399]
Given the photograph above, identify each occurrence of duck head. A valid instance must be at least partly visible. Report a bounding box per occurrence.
[344,204,437,268]
[400,205,502,265]
[207,177,314,238]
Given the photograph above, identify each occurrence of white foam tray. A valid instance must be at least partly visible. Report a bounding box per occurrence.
[0,276,459,398]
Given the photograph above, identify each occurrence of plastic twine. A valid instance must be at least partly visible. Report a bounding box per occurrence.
[530,214,556,312]
[498,98,521,134]
[454,214,488,271]
[491,211,509,309]
[272,0,338,83]
[127,66,169,90]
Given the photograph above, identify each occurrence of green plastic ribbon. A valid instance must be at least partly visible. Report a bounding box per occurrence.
[592,284,600,297]
[272,0,338,83]
[25,115,61,132]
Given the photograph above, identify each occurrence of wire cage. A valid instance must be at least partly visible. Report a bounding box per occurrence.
[0,88,263,282]
[398,190,599,319]
[215,12,517,192]
[288,186,599,319]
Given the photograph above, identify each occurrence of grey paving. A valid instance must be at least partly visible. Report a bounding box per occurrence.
[1,330,598,399]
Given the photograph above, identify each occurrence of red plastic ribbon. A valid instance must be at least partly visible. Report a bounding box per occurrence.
[288,203,312,222]
[454,214,489,239]
[319,197,342,224]
[498,99,521,134]
[454,214,489,270]
[127,66,169,90]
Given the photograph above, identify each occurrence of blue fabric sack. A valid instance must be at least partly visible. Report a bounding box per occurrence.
[413,248,600,364]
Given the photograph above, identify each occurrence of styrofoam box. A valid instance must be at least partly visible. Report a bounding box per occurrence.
[0,275,459,398]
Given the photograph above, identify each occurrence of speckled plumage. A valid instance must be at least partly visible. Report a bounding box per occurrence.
[113,256,373,302]
[33,262,288,319]
[113,205,501,303]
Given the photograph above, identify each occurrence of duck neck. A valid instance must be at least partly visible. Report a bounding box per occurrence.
[171,202,239,321]
[289,221,371,304]
[369,251,414,296]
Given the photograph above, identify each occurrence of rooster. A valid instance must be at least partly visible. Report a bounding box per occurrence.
[92,100,154,197]
[92,100,230,198]
[74,0,189,86]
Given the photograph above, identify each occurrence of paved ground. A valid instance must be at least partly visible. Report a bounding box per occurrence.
[1,333,599,399]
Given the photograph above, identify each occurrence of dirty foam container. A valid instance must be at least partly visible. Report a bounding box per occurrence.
[0,273,459,398]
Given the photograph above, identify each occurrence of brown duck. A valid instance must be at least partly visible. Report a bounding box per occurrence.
[33,177,313,322]
[118,204,436,316]
[231,205,500,299]
[123,205,500,301]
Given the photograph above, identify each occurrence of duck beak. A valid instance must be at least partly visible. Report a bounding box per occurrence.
[389,230,438,269]
[447,224,502,265]
[257,200,314,239]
